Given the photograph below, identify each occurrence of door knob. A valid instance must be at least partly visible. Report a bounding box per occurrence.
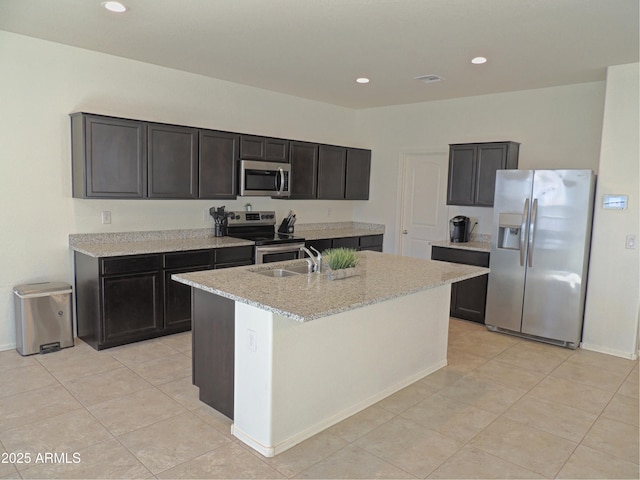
[402,230,408,234]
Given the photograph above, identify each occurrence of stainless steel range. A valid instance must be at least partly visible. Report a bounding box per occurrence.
[226,210,306,264]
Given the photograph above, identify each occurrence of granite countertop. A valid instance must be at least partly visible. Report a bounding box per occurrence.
[431,239,491,252]
[295,222,385,241]
[173,251,489,322]
[69,222,385,258]
[71,236,254,258]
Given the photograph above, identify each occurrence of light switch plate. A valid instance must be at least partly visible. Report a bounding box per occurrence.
[626,235,636,249]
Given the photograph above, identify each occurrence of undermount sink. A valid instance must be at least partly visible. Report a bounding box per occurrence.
[255,269,300,277]
[254,264,313,277]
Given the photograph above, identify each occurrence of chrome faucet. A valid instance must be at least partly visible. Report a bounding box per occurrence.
[300,246,322,272]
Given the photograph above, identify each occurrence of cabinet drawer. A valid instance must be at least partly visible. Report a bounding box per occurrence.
[164,250,212,269]
[332,237,359,249]
[431,246,489,267]
[359,234,383,248]
[101,255,162,276]
[215,246,254,265]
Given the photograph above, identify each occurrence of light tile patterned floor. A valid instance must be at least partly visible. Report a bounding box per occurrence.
[0,319,637,479]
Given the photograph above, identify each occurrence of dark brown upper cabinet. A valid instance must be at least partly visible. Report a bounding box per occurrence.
[447,141,519,206]
[71,112,370,201]
[71,113,146,198]
[317,145,347,199]
[240,135,289,162]
[345,148,371,200]
[198,130,239,199]
[288,141,319,199]
[147,123,198,199]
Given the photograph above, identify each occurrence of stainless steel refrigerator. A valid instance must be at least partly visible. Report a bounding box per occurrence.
[486,170,595,348]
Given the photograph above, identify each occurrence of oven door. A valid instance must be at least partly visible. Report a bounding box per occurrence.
[240,160,290,197]
[255,243,304,264]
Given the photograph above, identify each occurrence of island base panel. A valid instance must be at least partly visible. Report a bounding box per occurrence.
[232,285,451,457]
[192,289,235,419]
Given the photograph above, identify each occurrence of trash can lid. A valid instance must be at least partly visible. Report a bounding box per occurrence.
[13,281,72,298]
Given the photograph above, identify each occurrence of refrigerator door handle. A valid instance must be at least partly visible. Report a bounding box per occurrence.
[528,198,538,267]
[519,198,530,266]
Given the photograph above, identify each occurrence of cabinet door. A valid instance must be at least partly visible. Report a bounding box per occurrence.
[265,138,289,162]
[332,237,359,249]
[289,141,319,199]
[345,148,371,200]
[305,238,332,253]
[101,272,163,347]
[447,145,476,205]
[359,234,383,251]
[199,130,239,199]
[148,124,198,198]
[317,145,347,199]
[75,114,146,198]
[239,135,265,160]
[451,275,488,323]
[164,265,207,332]
[474,143,508,206]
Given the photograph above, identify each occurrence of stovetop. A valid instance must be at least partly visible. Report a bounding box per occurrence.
[225,210,305,246]
[228,232,306,246]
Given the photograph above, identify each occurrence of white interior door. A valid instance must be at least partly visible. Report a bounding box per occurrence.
[399,151,449,259]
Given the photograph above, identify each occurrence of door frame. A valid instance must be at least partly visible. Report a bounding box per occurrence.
[395,149,449,256]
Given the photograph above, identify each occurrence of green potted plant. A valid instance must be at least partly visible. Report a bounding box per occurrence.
[323,248,360,280]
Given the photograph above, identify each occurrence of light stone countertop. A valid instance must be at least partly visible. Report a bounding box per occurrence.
[70,236,253,257]
[294,221,384,241]
[172,251,489,322]
[299,227,384,241]
[69,222,384,257]
[431,240,491,253]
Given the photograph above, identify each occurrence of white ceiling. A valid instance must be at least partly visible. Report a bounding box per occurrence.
[1,0,637,109]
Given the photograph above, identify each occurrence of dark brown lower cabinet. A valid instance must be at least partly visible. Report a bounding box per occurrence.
[430,246,489,324]
[305,234,383,253]
[74,246,253,350]
[192,289,235,419]
[101,271,163,346]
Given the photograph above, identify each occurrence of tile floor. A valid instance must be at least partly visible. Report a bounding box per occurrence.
[0,319,637,479]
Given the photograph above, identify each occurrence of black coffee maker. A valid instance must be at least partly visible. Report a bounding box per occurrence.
[449,216,471,243]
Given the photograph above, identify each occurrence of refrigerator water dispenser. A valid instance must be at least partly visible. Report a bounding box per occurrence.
[497,213,522,250]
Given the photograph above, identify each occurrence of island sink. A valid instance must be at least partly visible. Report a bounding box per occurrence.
[253,264,312,277]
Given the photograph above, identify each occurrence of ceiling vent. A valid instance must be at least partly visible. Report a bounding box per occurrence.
[414,74,444,83]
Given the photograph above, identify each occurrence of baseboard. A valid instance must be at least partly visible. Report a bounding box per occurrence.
[580,342,639,360]
[0,342,16,352]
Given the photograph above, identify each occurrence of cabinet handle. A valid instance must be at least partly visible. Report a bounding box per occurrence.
[402,230,408,234]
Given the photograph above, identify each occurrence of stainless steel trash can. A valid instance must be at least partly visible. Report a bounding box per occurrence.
[13,282,74,356]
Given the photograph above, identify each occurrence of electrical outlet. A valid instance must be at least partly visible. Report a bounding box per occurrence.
[626,235,636,249]
[203,208,210,222]
[101,211,111,224]
[247,329,257,352]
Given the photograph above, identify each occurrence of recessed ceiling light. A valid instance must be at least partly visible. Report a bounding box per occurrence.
[471,56,487,65]
[356,77,370,84]
[102,1,127,13]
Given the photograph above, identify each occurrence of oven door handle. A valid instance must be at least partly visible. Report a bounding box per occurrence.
[256,243,305,254]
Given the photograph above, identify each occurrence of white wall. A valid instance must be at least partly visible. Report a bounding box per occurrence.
[582,63,640,359]
[1,30,635,358]
[354,82,606,252]
[0,31,360,350]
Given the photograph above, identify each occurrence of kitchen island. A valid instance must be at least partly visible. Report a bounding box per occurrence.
[173,251,488,457]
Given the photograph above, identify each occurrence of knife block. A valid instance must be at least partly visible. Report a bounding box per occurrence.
[278,219,294,234]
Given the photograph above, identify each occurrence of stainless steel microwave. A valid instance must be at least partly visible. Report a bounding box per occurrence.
[239,160,291,197]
